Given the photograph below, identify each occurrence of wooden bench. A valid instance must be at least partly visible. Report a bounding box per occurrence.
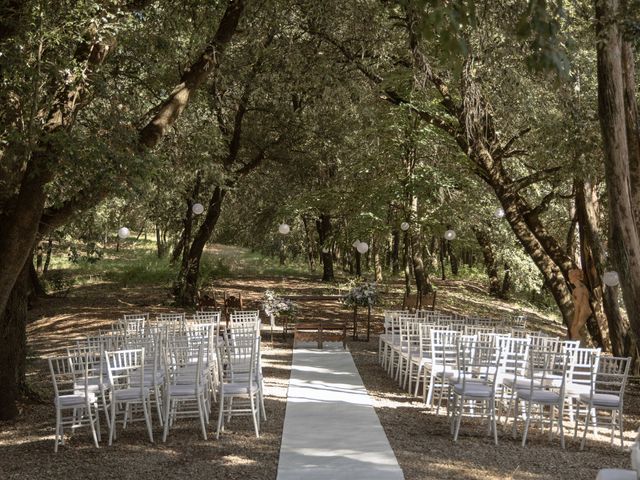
[294,320,347,349]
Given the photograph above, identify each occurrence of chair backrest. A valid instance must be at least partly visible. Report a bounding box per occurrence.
[229,311,260,329]
[105,348,145,392]
[191,310,221,325]
[525,349,570,397]
[219,330,258,385]
[122,313,148,335]
[512,315,527,329]
[158,313,186,337]
[568,347,601,386]
[49,353,89,399]
[593,355,631,399]
[496,336,530,376]
[430,329,459,368]
[456,340,502,390]
[464,325,496,336]
[383,311,401,333]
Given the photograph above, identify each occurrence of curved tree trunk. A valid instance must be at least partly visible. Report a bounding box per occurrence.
[175,187,226,306]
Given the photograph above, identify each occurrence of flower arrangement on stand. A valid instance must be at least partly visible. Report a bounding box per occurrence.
[262,290,296,338]
[342,280,378,341]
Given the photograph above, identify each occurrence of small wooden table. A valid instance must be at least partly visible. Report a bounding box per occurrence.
[294,320,347,349]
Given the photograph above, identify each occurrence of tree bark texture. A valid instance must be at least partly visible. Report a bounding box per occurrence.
[139,0,245,148]
[595,0,640,344]
[575,179,617,352]
[0,263,29,420]
[175,187,227,306]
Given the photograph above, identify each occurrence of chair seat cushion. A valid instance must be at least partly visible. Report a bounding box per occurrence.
[222,383,259,395]
[503,377,541,389]
[112,387,150,400]
[56,393,97,407]
[517,389,560,403]
[168,384,203,396]
[453,383,492,398]
[579,393,620,407]
[566,383,591,396]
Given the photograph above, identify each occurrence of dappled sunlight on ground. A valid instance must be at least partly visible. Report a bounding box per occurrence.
[3,244,633,479]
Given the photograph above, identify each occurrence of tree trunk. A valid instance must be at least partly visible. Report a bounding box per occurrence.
[575,178,615,352]
[439,237,446,281]
[0,263,29,420]
[315,214,334,282]
[403,230,411,296]
[474,227,501,297]
[355,248,362,277]
[595,0,640,344]
[391,230,400,274]
[501,263,512,299]
[175,187,226,306]
[372,235,383,282]
[156,224,166,258]
[301,216,316,272]
[43,237,53,274]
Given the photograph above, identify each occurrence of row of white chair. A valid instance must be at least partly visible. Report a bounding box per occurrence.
[378,310,631,449]
[49,310,263,452]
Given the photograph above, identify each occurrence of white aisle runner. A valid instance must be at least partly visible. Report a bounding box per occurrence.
[276,346,405,480]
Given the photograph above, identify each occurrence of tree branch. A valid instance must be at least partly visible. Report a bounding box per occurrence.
[493,127,531,159]
[509,166,562,192]
[139,0,245,148]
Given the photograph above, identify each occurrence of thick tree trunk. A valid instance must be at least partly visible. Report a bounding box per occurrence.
[576,179,615,351]
[0,263,29,420]
[139,0,245,148]
[474,227,501,297]
[315,214,334,282]
[595,0,640,344]
[175,187,226,306]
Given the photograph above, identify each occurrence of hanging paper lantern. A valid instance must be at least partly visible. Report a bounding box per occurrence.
[118,227,130,239]
[192,203,204,215]
[356,242,369,254]
[278,223,290,235]
[602,271,620,287]
[322,247,330,254]
[400,222,410,231]
[495,207,505,218]
[444,229,456,241]
[352,239,361,248]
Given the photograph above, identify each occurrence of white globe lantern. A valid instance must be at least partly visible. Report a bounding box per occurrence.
[495,207,505,218]
[444,229,456,241]
[117,227,130,239]
[356,242,369,254]
[400,221,410,231]
[352,239,361,248]
[278,223,290,235]
[603,271,620,287]
[192,203,204,215]
[322,247,330,254]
